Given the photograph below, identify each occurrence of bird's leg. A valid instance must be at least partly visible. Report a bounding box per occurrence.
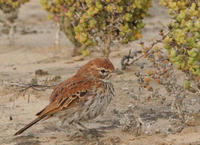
[71,122,86,136]
[65,122,87,141]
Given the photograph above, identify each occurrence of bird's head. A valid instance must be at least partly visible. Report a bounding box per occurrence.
[76,58,115,80]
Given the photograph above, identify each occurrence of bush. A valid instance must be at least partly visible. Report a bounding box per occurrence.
[161,0,200,77]
[0,0,29,14]
[0,0,30,45]
[40,0,81,51]
[41,0,152,57]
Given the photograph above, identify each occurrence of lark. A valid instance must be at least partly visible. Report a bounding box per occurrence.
[14,58,115,136]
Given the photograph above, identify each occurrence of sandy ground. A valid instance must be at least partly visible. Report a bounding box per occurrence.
[1,0,200,145]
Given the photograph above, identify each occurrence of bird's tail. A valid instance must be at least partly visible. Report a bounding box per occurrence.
[14,115,46,136]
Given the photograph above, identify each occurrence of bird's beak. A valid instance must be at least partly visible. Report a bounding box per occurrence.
[106,72,114,79]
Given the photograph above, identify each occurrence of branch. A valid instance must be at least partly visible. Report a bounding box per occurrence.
[5,81,58,92]
[121,31,169,70]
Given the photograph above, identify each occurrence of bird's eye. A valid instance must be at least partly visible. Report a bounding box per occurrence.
[101,69,106,73]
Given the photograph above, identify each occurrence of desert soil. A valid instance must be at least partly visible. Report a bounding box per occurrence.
[1,0,200,145]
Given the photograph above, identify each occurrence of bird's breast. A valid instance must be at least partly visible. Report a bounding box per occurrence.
[80,81,115,121]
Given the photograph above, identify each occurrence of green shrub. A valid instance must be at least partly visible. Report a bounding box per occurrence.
[41,0,152,57]
[161,0,200,77]
[40,0,81,50]
[0,0,29,14]
[0,0,30,45]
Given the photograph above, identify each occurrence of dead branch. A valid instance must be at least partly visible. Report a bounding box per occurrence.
[5,80,58,92]
[121,30,169,70]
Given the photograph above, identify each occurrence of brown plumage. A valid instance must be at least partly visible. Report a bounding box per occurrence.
[14,58,115,136]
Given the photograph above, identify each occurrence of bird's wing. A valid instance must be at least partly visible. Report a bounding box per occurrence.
[36,77,102,117]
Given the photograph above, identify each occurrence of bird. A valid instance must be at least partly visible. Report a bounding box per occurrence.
[14,57,115,136]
